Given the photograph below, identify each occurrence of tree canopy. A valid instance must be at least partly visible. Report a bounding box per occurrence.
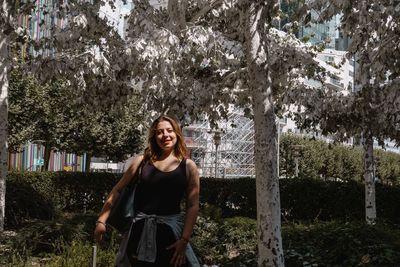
[8,68,144,165]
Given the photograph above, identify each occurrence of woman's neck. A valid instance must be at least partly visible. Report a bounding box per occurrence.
[157,150,175,161]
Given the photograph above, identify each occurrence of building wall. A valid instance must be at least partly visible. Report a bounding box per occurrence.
[8,143,87,172]
[299,11,344,51]
[18,0,68,58]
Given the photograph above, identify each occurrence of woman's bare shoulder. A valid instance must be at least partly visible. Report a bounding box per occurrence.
[127,155,144,172]
[185,158,199,173]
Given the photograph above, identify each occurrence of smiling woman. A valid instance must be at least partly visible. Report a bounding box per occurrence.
[95,115,201,267]
[155,120,178,151]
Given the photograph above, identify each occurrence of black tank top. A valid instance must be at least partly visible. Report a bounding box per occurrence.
[134,159,187,215]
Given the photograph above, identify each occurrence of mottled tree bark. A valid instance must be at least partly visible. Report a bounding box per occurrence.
[0,29,9,231]
[362,131,376,225]
[244,2,284,266]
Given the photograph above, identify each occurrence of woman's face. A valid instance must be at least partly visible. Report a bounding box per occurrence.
[155,120,178,152]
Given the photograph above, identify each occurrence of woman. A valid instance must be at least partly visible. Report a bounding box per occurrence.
[94,115,200,267]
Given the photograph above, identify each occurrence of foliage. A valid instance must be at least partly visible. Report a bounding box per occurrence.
[3,0,321,262]
[5,178,56,226]
[5,171,119,228]
[8,69,145,162]
[3,214,400,267]
[122,0,320,121]
[283,221,400,267]
[0,213,119,267]
[201,177,400,224]
[293,0,400,146]
[288,0,400,225]
[64,92,145,162]
[192,216,257,266]
[279,134,400,183]
[7,68,78,170]
[280,134,360,180]
[8,69,66,151]
[375,149,400,185]
[197,218,400,267]
[6,172,400,230]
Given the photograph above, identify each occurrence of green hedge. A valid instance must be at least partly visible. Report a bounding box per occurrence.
[201,177,400,225]
[279,134,400,184]
[6,172,120,227]
[5,172,400,228]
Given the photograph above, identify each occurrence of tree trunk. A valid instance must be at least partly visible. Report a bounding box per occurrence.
[85,152,92,172]
[41,143,51,171]
[244,3,284,266]
[0,30,9,232]
[362,131,376,225]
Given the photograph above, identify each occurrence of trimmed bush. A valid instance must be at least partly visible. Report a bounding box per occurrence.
[5,172,400,229]
[5,179,55,226]
[6,171,120,228]
[200,177,400,225]
[280,134,400,183]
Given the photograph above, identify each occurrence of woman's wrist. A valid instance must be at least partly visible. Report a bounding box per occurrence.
[96,220,106,227]
[180,236,190,243]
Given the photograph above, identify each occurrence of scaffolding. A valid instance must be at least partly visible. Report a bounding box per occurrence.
[183,112,255,178]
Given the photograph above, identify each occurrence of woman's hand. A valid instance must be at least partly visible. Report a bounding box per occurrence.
[167,238,188,267]
[94,221,106,243]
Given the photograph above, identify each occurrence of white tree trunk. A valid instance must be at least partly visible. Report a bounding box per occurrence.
[245,3,284,267]
[0,29,9,232]
[362,131,376,225]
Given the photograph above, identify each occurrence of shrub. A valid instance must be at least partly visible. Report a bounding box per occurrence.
[2,213,400,267]
[194,217,400,266]
[6,172,400,229]
[201,177,400,225]
[279,134,400,183]
[283,221,400,266]
[192,216,257,266]
[6,171,120,228]
[5,179,55,227]
[0,213,120,267]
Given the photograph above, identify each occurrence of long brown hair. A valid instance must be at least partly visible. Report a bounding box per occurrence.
[143,115,188,162]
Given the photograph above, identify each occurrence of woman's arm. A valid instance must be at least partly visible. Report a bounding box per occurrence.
[181,159,200,241]
[94,155,143,242]
[168,159,200,266]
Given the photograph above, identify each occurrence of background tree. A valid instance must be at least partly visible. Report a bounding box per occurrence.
[123,1,320,265]
[291,0,400,225]
[1,0,146,228]
[8,69,77,170]
[2,3,319,265]
[66,94,145,171]
[9,69,144,171]
[1,0,140,229]
[0,0,29,231]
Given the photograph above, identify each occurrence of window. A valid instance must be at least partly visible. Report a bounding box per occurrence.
[330,76,343,87]
[325,56,334,62]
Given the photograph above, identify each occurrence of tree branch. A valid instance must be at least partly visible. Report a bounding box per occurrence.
[189,0,223,23]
